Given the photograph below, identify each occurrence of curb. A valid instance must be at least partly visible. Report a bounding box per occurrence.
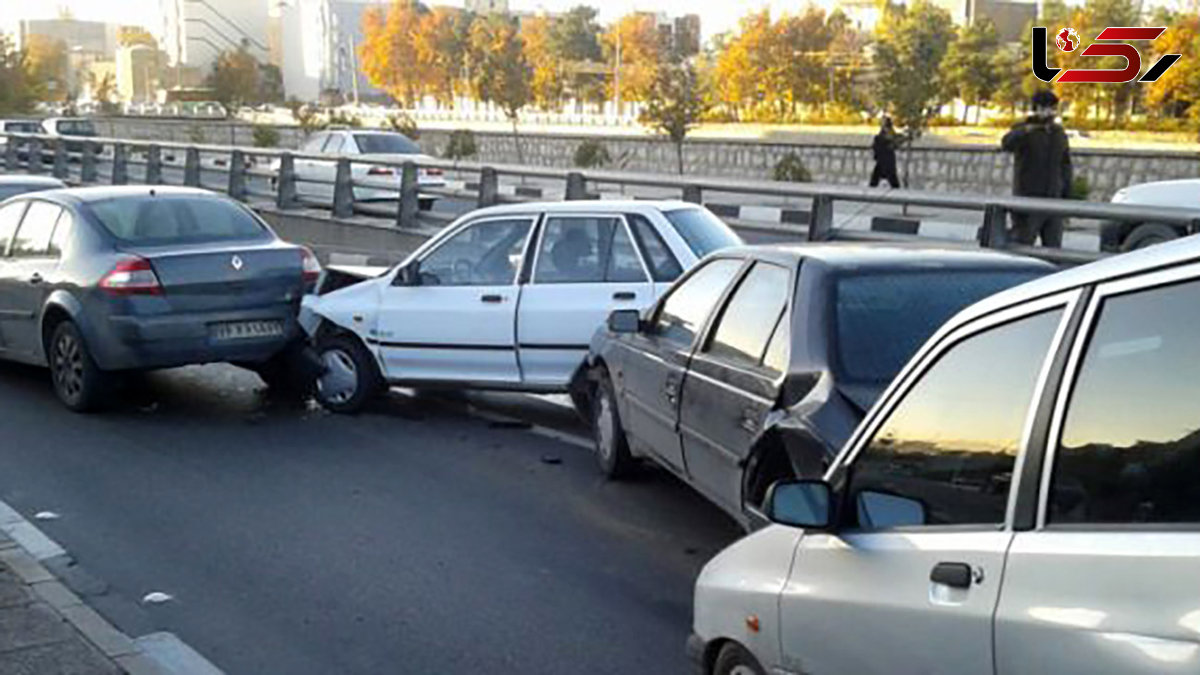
[0,500,223,675]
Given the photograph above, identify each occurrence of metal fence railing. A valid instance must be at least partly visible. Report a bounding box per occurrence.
[4,131,1200,266]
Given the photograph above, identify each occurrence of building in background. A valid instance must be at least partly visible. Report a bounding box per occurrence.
[160,0,271,82]
[273,0,387,103]
[633,12,701,58]
[116,44,163,102]
[17,18,114,55]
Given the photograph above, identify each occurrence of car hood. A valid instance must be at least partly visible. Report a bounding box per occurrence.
[1112,179,1200,208]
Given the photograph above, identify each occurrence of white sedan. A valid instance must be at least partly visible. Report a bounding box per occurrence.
[1104,178,1199,251]
[299,200,743,413]
[281,130,446,210]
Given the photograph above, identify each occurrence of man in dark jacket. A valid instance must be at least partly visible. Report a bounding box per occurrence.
[1001,90,1073,247]
[870,116,900,188]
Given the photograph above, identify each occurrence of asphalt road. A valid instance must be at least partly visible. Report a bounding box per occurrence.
[0,362,741,674]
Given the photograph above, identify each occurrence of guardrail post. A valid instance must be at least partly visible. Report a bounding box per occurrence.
[332,157,353,218]
[80,141,97,183]
[183,147,201,186]
[682,185,702,204]
[275,152,297,209]
[565,172,587,200]
[228,149,246,200]
[4,137,17,171]
[807,194,834,241]
[145,144,162,184]
[478,166,499,207]
[52,139,68,179]
[28,138,43,174]
[398,161,419,228]
[978,204,1009,249]
[111,143,127,184]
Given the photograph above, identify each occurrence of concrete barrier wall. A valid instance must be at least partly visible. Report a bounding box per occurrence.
[94,117,1200,201]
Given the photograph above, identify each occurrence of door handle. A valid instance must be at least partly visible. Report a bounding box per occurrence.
[28,273,43,285]
[480,294,503,304]
[930,562,974,589]
[612,291,636,301]
[740,409,758,433]
[663,379,679,403]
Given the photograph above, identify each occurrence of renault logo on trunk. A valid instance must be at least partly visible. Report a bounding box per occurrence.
[231,255,244,271]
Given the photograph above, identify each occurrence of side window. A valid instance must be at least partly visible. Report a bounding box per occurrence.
[301,133,326,153]
[762,312,789,375]
[1051,279,1200,525]
[48,210,73,257]
[846,309,1064,529]
[534,217,645,284]
[627,214,683,282]
[322,134,344,153]
[0,201,27,254]
[605,221,647,283]
[705,262,791,368]
[418,219,532,287]
[654,258,743,348]
[10,201,62,258]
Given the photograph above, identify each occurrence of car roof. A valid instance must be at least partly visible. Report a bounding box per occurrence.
[17,185,223,205]
[710,242,1054,272]
[0,176,67,187]
[463,200,703,218]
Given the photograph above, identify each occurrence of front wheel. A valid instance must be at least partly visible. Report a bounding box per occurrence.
[48,321,110,412]
[592,370,634,479]
[313,335,384,414]
[713,642,766,675]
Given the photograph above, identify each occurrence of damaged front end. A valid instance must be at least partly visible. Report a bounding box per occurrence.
[298,264,390,340]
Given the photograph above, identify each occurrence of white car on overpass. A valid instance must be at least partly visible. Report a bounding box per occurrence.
[1104,178,1200,251]
[299,200,743,413]
[276,130,447,211]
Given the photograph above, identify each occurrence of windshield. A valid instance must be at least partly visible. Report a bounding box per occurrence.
[835,269,1047,385]
[662,207,742,257]
[88,196,269,245]
[56,120,97,136]
[353,133,421,155]
[3,122,40,133]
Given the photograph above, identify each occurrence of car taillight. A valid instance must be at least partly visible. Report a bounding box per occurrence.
[367,166,394,176]
[100,257,162,296]
[424,167,443,176]
[300,247,321,285]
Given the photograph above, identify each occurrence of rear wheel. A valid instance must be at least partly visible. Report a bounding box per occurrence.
[1123,222,1180,251]
[48,321,109,413]
[313,335,383,414]
[592,370,634,479]
[713,642,766,675]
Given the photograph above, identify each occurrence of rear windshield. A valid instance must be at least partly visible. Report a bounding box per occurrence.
[662,208,742,257]
[88,196,269,245]
[56,120,96,135]
[3,122,40,133]
[835,269,1047,384]
[353,133,420,154]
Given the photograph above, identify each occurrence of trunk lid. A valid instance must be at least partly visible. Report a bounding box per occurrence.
[123,241,305,313]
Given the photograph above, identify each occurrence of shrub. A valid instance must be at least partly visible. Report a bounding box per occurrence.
[773,152,812,182]
[187,125,206,144]
[252,125,280,148]
[1068,174,1090,200]
[573,140,611,168]
[326,110,363,128]
[443,129,478,160]
[383,112,420,140]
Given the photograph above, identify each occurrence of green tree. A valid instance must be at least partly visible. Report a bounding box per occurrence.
[945,19,1002,123]
[553,6,605,111]
[468,16,531,162]
[0,34,41,114]
[207,46,261,114]
[873,0,956,183]
[639,62,707,174]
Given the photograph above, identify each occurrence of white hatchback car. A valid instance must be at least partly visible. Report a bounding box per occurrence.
[690,234,1200,675]
[300,200,742,412]
[282,130,446,210]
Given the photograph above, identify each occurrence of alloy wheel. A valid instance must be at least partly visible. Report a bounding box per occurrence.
[317,348,358,404]
[52,332,84,402]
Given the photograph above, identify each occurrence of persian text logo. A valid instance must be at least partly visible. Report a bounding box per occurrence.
[1031,26,1182,83]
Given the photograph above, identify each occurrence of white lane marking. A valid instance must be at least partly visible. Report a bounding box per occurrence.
[34,511,60,521]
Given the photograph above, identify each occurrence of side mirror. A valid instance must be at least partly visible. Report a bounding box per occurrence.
[396,262,420,286]
[764,479,832,529]
[856,490,927,529]
[607,309,641,334]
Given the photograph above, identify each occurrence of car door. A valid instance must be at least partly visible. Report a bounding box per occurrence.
[615,257,744,474]
[0,200,64,358]
[374,216,535,384]
[996,267,1200,675]
[0,200,29,355]
[778,296,1073,675]
[517,214,654,387]
[678,260,792,516]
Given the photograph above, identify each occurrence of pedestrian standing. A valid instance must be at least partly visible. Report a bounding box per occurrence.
[1001,90,1073,248]
[870,117,901,189]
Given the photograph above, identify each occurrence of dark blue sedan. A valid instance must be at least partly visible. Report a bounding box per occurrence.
[0,186,321,411]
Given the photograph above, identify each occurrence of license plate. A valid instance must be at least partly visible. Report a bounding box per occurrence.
[210,320,284,341]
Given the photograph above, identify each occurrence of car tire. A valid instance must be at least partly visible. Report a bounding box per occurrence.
[1122,222,1180,252]
[418,197,435,212]
[313,335,383,414]
[592,370,634,479]
[713,642,766,675]
[47,321,110,413]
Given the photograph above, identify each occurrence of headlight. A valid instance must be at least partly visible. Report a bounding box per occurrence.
[1111,189,1129,203]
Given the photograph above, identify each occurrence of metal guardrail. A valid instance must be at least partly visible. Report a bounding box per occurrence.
[4,131,1200,266]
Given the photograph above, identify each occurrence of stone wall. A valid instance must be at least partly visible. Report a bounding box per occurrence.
[93,117,1200,201]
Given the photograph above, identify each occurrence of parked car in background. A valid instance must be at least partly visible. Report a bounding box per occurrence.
[0,119,43,158]
[0,176,66,201]
[689,235,1200,675]
[589,245,1051,528]
[278,130,446,211]
[40,117,99,153]
[0,186,321,411]
[1104,178,1200,251]
[300,200,742,413]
